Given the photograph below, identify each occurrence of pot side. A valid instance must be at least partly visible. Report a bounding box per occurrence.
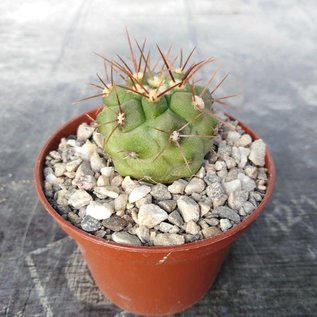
[34,108,275,316]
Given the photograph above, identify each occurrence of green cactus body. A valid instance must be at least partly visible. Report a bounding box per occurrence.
[90,43,220,183]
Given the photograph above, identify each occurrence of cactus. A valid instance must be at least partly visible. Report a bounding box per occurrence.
[79,34,232,183]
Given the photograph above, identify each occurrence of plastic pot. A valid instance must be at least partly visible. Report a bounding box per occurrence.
[34,108,275,316]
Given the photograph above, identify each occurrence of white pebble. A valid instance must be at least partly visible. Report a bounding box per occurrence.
[101,166,114,178]
[85,201,113,220]
[220,219,232,231]
[68,189,92,209]
[129,185,152,203]
[249,139,266,166]
[138,204,168,228]
[223,179,242,195]
[177,196,200,223]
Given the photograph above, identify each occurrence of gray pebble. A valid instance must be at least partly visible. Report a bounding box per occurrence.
[135,194,152,208]
[159,222,174,233]
[102,215,128,231]
[81,215,102,232]
[201,226,222,238]
[219,218,232,231]
[214,206,240,223]
[157,199,177,213]
[112,232,141,246]
[228,190,249,210]
[177,196,200,223]
[67,211,81,226]
[223,179,242,195]
[168,210,184,227]
[185,177,206,194]
[238,173,256,192]
[151,184,172,200]
[68,189,92,209]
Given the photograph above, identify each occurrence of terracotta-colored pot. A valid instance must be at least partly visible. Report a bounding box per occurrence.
[34,108,275,316]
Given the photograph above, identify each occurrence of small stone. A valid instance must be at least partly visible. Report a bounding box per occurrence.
[97,175,110,186]
[198,219,210,229]
[169,225,180,234]
[257,168,268,180]
[215,161,226,171]
[249,139,266,166]
[81,215,101,232]
[185,178,206,194]
[223,179,242,195]
[167,179,188,194]
[122,176,136,190]
[85,201,113,220]
[168,210,184,227]
[68,189,92,208]
[214,206,240,223]
[224,156,236,169]
[204,174,221,186]
[159,222,174,233]
[55,189,69,206]
[135,226,150,243]
[206,182,227,207]
[177,196,200,223]
[102,215,128,231]
[45,173,59,185]
[245,165,258,179]
[129,185,152,203]
[227,130,241,145]
[191,193,202,202]
[219,219,232,231]
[151,184,172,200]
[54,163,66,177]
[94,229,107,238]
[202,226,222,238]
[92,132,105,148]
[238,173,256,192]
[231,146,240,165]
[90,152,105,172]
[49,150,62,160]
[77,142,97,161]
[74,175,96,191]
[226,168,239,182]
[217,141,231,159]
[93,186,120,199]
[185,220,200,235]
[135,194,152,208]
[44,167,54,177]
[239,201,256,215]
[111,175,124,187]
[100,166,114,178]
[195,166,206,178]
[238,147,250,169]
[112,232,141,246]
[205,218,219,226]
[235,134,252,147]
[228,190,249,210]
[77,123,95,141]
[75,161,93,177]
[67,211,81,226]
[138,204,168,228]
[153,233,185,246]
[157,200,177,213]
[199,201,211,216]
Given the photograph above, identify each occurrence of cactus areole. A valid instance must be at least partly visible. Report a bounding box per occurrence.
[82,36,231,183]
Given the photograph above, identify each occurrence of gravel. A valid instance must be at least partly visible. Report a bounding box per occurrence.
[44,113,268,246]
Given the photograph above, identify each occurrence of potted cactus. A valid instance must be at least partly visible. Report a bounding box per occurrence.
[34,33,275,316]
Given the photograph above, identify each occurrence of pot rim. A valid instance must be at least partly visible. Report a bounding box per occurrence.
[34,108,276,253]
